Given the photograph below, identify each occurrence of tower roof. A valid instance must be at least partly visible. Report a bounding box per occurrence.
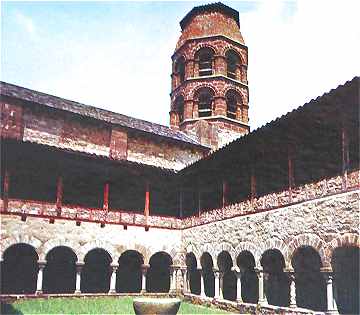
[180,2,240,30]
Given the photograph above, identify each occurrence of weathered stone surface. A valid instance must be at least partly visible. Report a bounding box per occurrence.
[182,191,360,268]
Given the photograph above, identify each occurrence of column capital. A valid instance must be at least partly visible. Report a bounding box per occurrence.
[110,263,119,272]
[76,262,84,273]
[141,264,149,273]
[38,260,47,268]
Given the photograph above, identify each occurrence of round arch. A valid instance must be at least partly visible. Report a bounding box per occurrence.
[237,250,258,303]
[147,251,173,293]
[200,252,215,297]
[117,250,144,293]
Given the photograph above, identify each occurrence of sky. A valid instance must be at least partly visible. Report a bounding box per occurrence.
[1,1,359,130]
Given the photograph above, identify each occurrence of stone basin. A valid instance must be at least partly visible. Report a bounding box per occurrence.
[133,297,181,315]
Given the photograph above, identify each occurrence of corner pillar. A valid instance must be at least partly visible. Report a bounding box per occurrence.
[181,267,188,293]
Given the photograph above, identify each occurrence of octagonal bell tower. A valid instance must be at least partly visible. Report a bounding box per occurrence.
[170,2,249,149]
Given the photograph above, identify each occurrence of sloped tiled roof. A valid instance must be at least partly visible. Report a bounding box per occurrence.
[0,81,209,149]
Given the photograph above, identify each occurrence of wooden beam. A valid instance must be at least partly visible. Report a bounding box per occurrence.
[341,126,349,189]
[103,182,109,211]
[144,181,150,221]
[56,176,63,215]
[2,170,10,212]
[222,180,228,208]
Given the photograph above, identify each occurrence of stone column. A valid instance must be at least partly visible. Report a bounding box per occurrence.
[288,270,297,308]
[219,271,224,299]
[141,264,149,293]
[257,268,267,305]
[170,265,178,293]
[198,268,205,297]
[324,273,339,314]
[214,269,220,299]
[234,269,243,303]
[36,260,46,294]
[181,267,188,293]
[75,262,83,294]
[109,264,118,294]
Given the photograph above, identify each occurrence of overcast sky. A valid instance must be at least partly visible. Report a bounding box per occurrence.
[1,1,359,130]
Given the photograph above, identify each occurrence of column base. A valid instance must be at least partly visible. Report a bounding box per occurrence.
[74,290,81,294]
[108,290,116,294]
[35,290,43,295]
[236,298,243,304]
[140,289,147,294]
[326,311,339,315]
[290,303,297,308]
[258,299,268,306]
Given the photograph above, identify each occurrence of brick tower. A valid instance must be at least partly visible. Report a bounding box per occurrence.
[170,3,249,149]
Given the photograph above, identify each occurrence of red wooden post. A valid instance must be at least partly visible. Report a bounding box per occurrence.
[250,167,256,202]
[56,176,63,216]
[3,170,10,212]
[341,127,349,189]
[103,182,109,211]
[288,146,295,202]
[222,180,228,208]
[144,181,150,221]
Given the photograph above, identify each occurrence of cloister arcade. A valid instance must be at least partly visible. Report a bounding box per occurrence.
[1,240,359,314]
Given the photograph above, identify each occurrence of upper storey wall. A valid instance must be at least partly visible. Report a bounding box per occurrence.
[176,10,244,50]
[0,99,205,171]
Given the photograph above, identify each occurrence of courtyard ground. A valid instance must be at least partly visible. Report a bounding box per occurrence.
[0,296,232,314]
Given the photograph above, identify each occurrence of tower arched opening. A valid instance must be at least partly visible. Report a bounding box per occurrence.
[186,252,200,294]
[175,57,186,84]
[217,251,236,301]
[291,246,326,311]
[237,250,258,303]
[174,96,185,124]
[261,249,289,307]
[225,90,241,120]
[200,252,215,297]
[81,248,112,293]
[195,47,214,77]
[43,246,77,294]
[226,50,241,80]
[116,250,143,293]
[331,246,359,315]
[1,243,38,294]
[196,87,214,118]
[147,251,172,293]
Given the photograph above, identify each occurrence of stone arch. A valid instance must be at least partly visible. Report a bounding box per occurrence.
[259,238,288,267]
[327,233,360,264]
[286,233,327,268]
[42,239,79,262]
[222,86,245,102]
[214,242,235,268]
[191,84,217,100]
[222,46,244,64]
[190,43,218,59]
[234,242,259,266]
[199,243,217,260]
[78,240,115,262]
[1,235,42,259]
[184,242,201,263]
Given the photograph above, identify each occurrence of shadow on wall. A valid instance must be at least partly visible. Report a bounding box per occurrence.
[0,302,24,315]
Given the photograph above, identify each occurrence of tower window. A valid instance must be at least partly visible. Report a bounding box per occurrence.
[196,48,214,76]
[226,50,241,80]
[175,96,185,123]
[175,57,185,83]
[197,88,214,118]
[226,91,241,120]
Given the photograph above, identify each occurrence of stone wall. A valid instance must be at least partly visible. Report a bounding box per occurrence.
[0,101,205,170]
[0,214,183,265]
[182,190,360,268]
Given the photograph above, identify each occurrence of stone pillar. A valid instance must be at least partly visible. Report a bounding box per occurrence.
[170,265,178,293]
[141,264,149,293]
[198,268,205,297]
[288,271,297,308]
[214,96,226,116]
[109,264,118,294]
[257,268,267,305]
[184,100,194,120]
[75,262,83,294]
[214,269,220,299]
[234,269,243,303]
[36,260,46,294]
[181,267,188,293]
[219,272,224,299]
[324,273,339,314]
